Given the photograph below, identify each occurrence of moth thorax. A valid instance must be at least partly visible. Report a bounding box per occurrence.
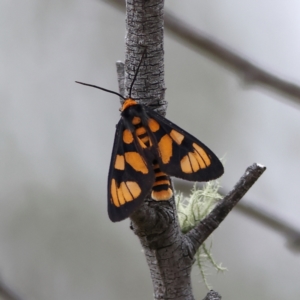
[121,98,137,112]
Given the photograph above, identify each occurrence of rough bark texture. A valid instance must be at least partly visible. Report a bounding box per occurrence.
[125,0,167,115]
[131,198,196,300]
[121,1,196,298]
[202,290,222,300]
[117,1,266,299]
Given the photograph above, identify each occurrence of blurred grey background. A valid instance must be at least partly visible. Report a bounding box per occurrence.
[1,0,300,299]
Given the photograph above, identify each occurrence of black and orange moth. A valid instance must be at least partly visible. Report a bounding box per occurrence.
[76,52,224,222]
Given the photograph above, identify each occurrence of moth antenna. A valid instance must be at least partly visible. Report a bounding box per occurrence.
[128,48,147,99]
[75,81,126,100]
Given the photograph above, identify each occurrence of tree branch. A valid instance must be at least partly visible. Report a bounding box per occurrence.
[174,179,300,253]
[202,290,222,300]
[113,1,267,299]
[124,0,167,115]
[187,163,266,253]
[106,0,300,106]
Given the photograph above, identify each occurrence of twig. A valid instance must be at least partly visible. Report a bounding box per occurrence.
[105,0,300,106]
[202,290,222,300]
[187,163,266,253]
[175,178,300,252]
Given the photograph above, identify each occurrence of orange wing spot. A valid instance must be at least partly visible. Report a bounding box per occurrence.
[125,152,148,174]
[111,180,140,207]
[170,130,184,145]
[193,151,206,169]
[148,118,160,132]
[126,181,141,199]
[137,137,147,149]
[114,155,125,170]
[136,126,146,136]
[110,179,120,207]
[132,116,141,125]
[151,188,173,201]
[158,134,173,164]
[140,136,149,143]
[188,152,200,172]
[152,180,170,187]
[121,98,137,111]
[117,186,125,205]
[180,155,193,173]
[123,129,134,144]
[193,143,211,166]
[120,182,133,202]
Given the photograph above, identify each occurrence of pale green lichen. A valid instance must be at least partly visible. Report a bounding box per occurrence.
[175,181,227,289]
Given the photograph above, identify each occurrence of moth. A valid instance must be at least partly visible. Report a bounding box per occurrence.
[76,51,224,222]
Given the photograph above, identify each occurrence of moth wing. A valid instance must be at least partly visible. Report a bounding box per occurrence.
[145,107,224,182]
[107,119,154,222]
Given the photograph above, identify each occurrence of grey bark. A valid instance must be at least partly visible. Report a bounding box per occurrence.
[115,1,266,299]
[124,0,167,116]
[203,290,222,300]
